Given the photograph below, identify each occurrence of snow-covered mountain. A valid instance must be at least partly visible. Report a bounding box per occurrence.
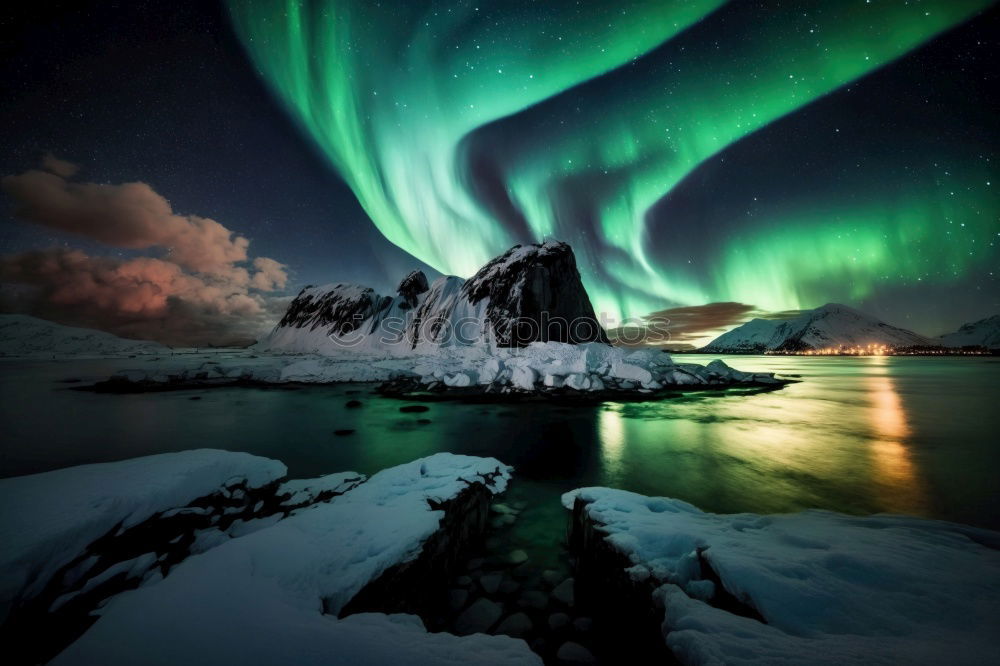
[260,240,609,354]
[701,303,934,353]
[939,314,1000,349]
[0,314,168,357]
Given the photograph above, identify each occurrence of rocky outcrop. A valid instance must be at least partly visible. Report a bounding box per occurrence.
[339,466,506,618]
[260,240,609,353]
[460,241,609,347]
[41,454,530,666]
[565,497,673,664]
[277,283,390,335]
[397,270,430,309]
[2,473,363,665]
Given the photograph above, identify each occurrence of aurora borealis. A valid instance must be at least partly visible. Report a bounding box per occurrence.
[227,0,998,331]
[1,1,997,345]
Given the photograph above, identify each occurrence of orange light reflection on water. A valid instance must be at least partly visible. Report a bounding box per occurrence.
[866,357,925,513]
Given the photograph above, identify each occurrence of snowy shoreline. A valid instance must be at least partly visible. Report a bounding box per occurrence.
[2,450,532,665]
[3,450,997,664]
[66,341,791,399]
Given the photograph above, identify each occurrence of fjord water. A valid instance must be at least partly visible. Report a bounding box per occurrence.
[2,355,998,568]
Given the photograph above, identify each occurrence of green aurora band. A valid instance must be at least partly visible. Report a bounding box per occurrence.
[228,0,997,324]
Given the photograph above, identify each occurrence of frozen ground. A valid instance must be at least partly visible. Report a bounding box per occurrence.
[564,487,1000,665]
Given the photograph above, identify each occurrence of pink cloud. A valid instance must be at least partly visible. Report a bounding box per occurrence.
[2,163,264,277]
[0,158,290,346]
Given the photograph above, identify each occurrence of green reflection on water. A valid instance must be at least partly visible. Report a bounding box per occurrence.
[1,355,997,570]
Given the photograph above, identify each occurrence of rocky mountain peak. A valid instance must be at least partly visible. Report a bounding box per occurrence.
[461,240,609,347]
[396,270,430,309]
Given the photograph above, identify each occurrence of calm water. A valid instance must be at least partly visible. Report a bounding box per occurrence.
[2,355,998,567]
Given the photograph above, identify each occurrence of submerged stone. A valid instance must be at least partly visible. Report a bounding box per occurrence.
[507,549,528,565]
[453,598,502,636]
[494,612,533,638]
[480,573,503,595]
[448,588,469,611]
[542,569,563,587]
[556,641,597,664]
[548,612,571,631]
[552,578,575,606]
[518,590,548,610]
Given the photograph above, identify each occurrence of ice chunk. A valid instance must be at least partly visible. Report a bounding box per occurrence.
[609,360,654,384]
[510,366,537,390]
[478,357,503,384]
[444,372,473,387]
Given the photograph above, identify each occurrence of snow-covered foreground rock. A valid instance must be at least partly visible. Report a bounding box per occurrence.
[1,451,538,665]
[90,341,784,397]
[0,449,286,624]
[0,314,167,358]
[563,488,1000,665]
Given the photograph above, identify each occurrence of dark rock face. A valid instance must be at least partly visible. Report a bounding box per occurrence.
[278,284,391,335]
[566,496,764,664]
[461,241,610,347]
[566,496,671,664]
[396,270,430,309]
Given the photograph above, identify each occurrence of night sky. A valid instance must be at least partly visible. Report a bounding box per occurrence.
[1,1,997,346]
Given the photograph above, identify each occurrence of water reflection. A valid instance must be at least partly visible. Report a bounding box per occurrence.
[865,357,925,513]
[598,406,625,484]
[1,355,997,529]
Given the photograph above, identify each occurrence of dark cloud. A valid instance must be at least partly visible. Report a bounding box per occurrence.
[41,153,79,178]
[0,158,289,346]
[755,308,807,320]
[609,302,759,349]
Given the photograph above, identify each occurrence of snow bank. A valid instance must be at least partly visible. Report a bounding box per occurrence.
[0,449,285,621]
[98,341,780,395]
[406,342,780,393]
[563,488,1000,665]
[0,314,167,357]
[53,453,537,665]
